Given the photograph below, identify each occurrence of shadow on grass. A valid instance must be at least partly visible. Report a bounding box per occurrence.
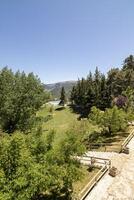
[69,104,90,119]
[33,194,70,200]
[86,130,129,151]
[55,106,65,111]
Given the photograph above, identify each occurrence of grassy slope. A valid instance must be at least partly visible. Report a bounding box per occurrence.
[38,105,131,151]
[40,106,78,133]
[38,105,98,143]
[38,105,100,196]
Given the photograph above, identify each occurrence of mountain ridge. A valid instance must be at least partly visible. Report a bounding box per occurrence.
[45,80,77,99]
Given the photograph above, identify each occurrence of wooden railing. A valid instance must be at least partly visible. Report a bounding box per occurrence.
[80,155,111,167]
[76,165,108,200]
[88,143,121,153]
[75,128,134,200]
[120,128,134,152]
[75,156,111,200]
[88,127,134,153]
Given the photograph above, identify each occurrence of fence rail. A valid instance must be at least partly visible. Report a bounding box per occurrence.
[120,129,134,152]
[82,155,111,166]
[75,156,111,200]
[76,127,134,200]
[76,165,108,200]
[88,128,134,153]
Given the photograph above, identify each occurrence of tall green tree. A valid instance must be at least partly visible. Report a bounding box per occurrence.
[70,68,110,116]
[107,55,134,97]
[70,86,77,104]
[59,86,67,106]
[0,67,47,133]
[123,55,134,71]
[123,55,134,89]
[93,67,101,108]
[122,86,134,111]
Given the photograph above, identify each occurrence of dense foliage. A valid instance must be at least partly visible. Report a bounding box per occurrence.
[0,68,48,133]
[70,67,111,116]
[0,129,85,200]
[70,55,134,116]
[89,106,128,135]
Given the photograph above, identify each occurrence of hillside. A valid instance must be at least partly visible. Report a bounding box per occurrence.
[45,80,76,99]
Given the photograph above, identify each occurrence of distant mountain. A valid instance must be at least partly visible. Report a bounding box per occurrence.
[45,81,76,99]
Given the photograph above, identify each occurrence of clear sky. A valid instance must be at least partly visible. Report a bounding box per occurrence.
[0,0,134,83]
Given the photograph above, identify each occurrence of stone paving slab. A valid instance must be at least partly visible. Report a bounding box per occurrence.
[85,137,134,200]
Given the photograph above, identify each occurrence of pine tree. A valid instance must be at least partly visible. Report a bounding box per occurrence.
[123,55,134,71]
[70,86,77,104]
[70,68,110,116]
[93,67,101,108]
[59,86,66,106]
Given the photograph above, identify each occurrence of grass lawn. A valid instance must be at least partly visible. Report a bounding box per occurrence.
[73,166,100,198]
[37,104,97,144]
[37,104,133,152]
[38,105,78,133]
[37,105,101,197]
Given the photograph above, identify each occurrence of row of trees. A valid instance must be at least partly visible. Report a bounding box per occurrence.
[70,55,134,116]
[70,68,111,111]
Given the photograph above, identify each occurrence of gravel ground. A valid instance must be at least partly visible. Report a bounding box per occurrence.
[84,137,134,200]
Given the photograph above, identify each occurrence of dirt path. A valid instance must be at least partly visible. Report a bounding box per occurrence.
[85,137,134,200]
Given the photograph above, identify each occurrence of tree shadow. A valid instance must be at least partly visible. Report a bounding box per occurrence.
[33,193,70,200]
[55,106,65,111]
[86,130,129,151]
[69,104,90,119]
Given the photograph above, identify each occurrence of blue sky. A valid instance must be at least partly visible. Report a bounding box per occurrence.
[0,0,134,83]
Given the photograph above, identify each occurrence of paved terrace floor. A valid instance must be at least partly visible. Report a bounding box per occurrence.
[85,137,134,200]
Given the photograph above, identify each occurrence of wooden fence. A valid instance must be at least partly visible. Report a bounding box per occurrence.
[120,128,134,152]
[76,165,108,200]
[88,143,121,153]
[75,156,111,200]
[88,128,134,153]
[75,128,134,200]
[79,155,111,167]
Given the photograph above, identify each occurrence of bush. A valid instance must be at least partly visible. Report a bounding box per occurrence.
[0,129,85,200]
[43,114,53,122]
[89,106,128,135]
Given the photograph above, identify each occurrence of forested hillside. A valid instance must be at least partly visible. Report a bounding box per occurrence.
[45,81,76,99]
